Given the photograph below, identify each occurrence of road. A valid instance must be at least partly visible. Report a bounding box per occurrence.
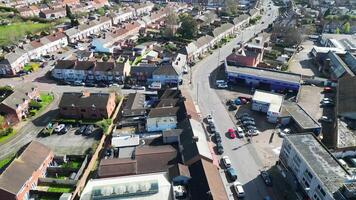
[186,1,280,199]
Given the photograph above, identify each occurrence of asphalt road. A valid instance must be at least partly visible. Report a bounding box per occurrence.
[186,1,280,199]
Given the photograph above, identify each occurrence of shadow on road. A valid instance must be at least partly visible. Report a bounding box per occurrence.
[32,109,59,126]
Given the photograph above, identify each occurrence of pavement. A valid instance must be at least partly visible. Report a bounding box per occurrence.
[182,0,281,199]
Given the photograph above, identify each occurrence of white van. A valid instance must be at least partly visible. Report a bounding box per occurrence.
[236,126,244,138]
[338,159,348,168]
[233,181,245,198]
[148,82,162,90]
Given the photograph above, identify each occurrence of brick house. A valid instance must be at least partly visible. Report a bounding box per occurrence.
[0,84,39,125]
[59,91,116,119]
[226,48,261,67]
[0,141,54,200]
[39,7,66,19]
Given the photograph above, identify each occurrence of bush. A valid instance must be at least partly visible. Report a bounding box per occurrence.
[0,127,13,137]
[29,100,42,109]
[96,119,112,135]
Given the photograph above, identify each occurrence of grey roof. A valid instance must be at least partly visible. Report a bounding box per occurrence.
[0,141,52,195]
[194,35,214,49]
[337,76,356,117]
[152,65,178,76]
[184,42,198,56]
[226,65,301,84]
[212,23,234,37]
[1,84,37,110]
[249,8,259,16]
[342,52,356,74]
[156,98,178,108]
[55,60,76,70]
[286,134,349,194]
[282,102,320,130]
[122,93,146,117]
[148,107,179,118]
[328,51,353,78]
[233,14,249,25]
[163,129,183,137]
[130,64,156,76]
[65,16,112,37]
[95,62,115,72]
[1,48,27,65]
[178,119,199,163]
[59,92,112,109]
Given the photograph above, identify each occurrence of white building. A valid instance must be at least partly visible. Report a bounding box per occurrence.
[80,172,173,200]
[112,8,135,24]
[146,107,179,132]
[64,16,112,43]
[279,134,352,200]
[252,90,284,123]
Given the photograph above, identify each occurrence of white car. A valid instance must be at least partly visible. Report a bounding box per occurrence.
[233,181,245,198]
[322,97,333,102]
[278,128,291,137]
[206,114,214,124]
[217,83,228,89]
[222,156,232,168]
[54,124,65,133]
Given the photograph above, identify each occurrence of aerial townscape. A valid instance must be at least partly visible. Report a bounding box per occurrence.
[0,0,355,199]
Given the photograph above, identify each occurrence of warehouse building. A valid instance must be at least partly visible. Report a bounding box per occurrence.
[252,90,284,123]
[225,62,302,93]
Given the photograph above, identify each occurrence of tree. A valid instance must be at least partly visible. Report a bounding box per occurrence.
[163,8,179,38]
[0,115,5,129]
[223,0,239,16]
[178,14,198,39]
[66,4,73,19]
[343,22,350,33]
[335,27,340,34]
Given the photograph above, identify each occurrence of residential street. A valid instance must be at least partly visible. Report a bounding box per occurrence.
[185,1,280,199]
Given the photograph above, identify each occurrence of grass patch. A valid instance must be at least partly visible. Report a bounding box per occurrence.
[0,154,15,169]
[0,128,16,143]
[29,93,54,117]
[47,185,73,193]
[0,22,52,47]
[23,62,40,72]
[62,161,81,169]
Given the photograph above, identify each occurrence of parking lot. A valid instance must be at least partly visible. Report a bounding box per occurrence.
[215,86,283,167]
[36,125,102,156]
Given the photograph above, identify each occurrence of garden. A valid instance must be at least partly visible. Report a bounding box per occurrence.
[28,93,54,117]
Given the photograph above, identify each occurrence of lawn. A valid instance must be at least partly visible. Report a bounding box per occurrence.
[0,154,15,169]
[0,129,16,143]
[47,185,73,193]
[29,93,54,116]
[23,62,40,72]
[0,22,53,47]
[62,161,81,169]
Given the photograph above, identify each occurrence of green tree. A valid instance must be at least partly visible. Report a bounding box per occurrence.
[97,7,106,16]
[66,4,73,19]
[323,8,330,17]
[178,14,198,39]
[223,0,239,16]
[335,27,340,34]
[343,22,350,33]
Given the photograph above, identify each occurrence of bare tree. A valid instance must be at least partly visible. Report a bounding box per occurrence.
[164,8,179,38]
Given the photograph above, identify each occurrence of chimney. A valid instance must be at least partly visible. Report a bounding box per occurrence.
[81,91,90,98]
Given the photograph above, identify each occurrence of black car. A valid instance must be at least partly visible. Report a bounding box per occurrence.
[60,125,68,134]
[97,82,107,88]
[226,168,238,182]
[84,125,94,135]
[228,105,237,111]
[85,82,96,87]
[122,84,132,89]
[260,170,272,186]
[209,124,216,133]
[214,132,222,143]
[245,125,257,130]
[216,142,224,155]
[76,125,87,135]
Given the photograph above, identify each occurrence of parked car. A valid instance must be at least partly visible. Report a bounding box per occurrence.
[214,133,222,143]
[240,116,254,122]
[320,116,333,123]
[323,87,333,93]
[215,132,221,141]
[320,101,334,107]
[217,83,228,89]
[209,124,216,133]
[216,142,224,155]
[321,98,333,102]
[246,129,260,136]
[233,181,245,198]
[76,125,87,135]
[122,84,132,89]
[222,156,232,168]
[236,113,250,120]
[226,167,238,181]
[73,81,85,86]
[242,120,255,126]
[85,82,96,87]
[228,128,236,139]
[228,105,237,111]
[84,125,94,135]
[278,128,291,137]
[132,85,146,90]
[54,124,65,133]
[245,125,257,131]
[60,125,68,134]
[206,114,214,124]
[236,126,244,138]
[260,170,272,186]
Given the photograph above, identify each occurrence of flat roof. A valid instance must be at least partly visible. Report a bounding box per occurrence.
[253,90,284,110]
[283,102,320,130]
[286,134,349,194]
[226,65,301,84]
[80,172,172,200]
[189,119,213,161]
[111,135,140,148]
[337,119,356,148]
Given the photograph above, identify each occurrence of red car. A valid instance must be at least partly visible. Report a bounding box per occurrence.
[228,128,236,139]
[323,87,333,93]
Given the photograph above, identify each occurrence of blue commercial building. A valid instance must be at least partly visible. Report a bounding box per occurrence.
[225,62,302,93]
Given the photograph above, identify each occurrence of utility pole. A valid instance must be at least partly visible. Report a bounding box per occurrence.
[196,82,199,104]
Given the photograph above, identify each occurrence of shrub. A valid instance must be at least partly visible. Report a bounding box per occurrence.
[29,100,42,109]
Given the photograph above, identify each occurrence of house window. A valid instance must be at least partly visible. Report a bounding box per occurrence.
[62,107,67,110]
[81,109,86,112]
